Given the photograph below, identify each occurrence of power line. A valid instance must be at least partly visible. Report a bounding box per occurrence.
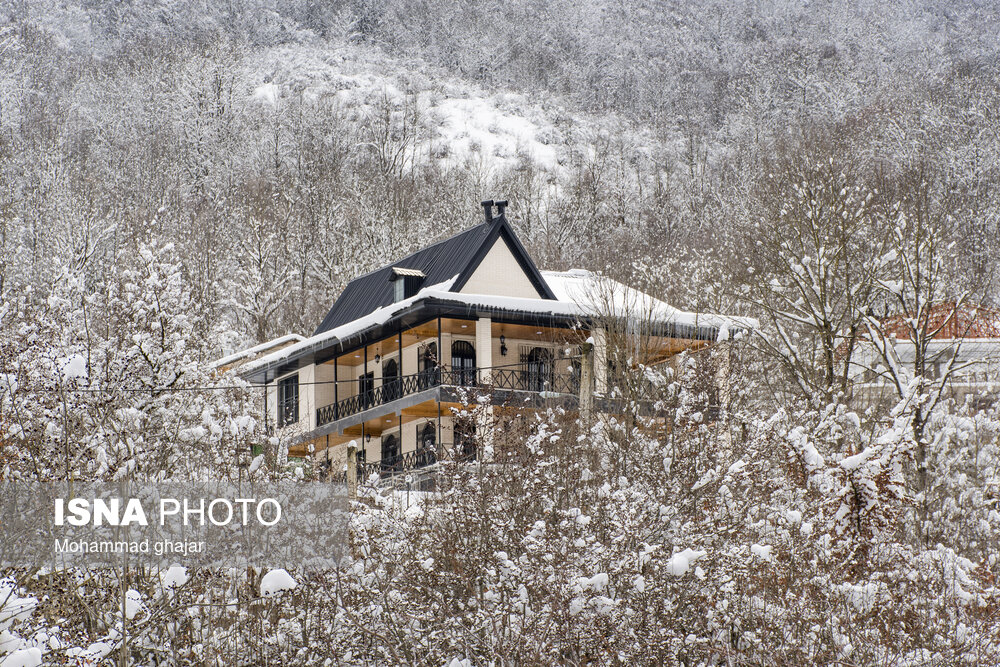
[23,358,583,394]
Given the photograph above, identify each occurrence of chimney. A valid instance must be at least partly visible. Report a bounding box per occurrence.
[481,200,494,223]
[495,200,508,218]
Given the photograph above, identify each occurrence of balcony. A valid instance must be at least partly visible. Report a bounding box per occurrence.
[316,364,581,427]
[326,438,480,485]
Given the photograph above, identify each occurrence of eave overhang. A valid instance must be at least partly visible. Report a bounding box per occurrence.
[241,297,728,385]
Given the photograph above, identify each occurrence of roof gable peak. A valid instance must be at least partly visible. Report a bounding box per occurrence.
[451,214,555,300]
[312,200,554,335]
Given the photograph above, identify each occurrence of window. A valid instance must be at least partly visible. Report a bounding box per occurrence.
[278,375,299,427]
[382,357,400,401]
[454,421,476,461]
[522,347,553,392]
[381,434,400,472]
[451,340,476,386]
[417,422,437,467]
[418,342,438,390]
[390,268,426,302]
[359,372,374,409]
[419,342,438,371]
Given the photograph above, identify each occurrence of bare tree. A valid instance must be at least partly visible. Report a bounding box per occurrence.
[741,133,887,408]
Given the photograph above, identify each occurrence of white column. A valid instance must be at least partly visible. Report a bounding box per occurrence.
[712,341,733,456]
[476,316,493,383]
[266,381,278,430]
[593,327,608,395]
[300,363,316,430]
[473,317,496,459]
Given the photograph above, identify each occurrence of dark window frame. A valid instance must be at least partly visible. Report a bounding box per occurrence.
[381,434,400,470]
[451,340,477,386]
[523,346,554,392]
[278,374,299,427]
[382,357,400,401]
[417,421,437,467]
[359,371,375,409]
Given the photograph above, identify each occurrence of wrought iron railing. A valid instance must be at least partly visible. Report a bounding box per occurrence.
[328,442,481,484]
[316,364,580,427]
[329,446,447,482]
[362,447,440,478]
[488,367,580,395]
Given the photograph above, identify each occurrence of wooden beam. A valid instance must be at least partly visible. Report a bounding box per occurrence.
[288,436,325,458]
[401,401,466,418]
[343,424,384,437]
[401,404,444,418]
[319,434,357,449]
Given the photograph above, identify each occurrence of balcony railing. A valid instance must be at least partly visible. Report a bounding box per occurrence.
[316,364,580,427]
[328,443,479,485]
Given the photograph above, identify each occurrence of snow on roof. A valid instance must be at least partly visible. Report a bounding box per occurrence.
[242,276,461,374]
[241,270,755,377]
[212,333,306,369]
[541,269,750,331]
[313,215,555,335]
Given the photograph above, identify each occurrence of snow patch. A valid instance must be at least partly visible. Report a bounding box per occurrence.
[161,566,189,590]
[122,589,144,620]
[576,572,609,592]
[247,454,264,474]
[0,648,42,667]
[253,83,279,106]
[665,549,707,577]
[60,354,87,382]
[260,569,297,597]
[840,446,878,472]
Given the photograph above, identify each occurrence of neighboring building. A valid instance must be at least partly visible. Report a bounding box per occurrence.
[212,334,305,373]
[851,302,1000,411]
[237,200,749,481]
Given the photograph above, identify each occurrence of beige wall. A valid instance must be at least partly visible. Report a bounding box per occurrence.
[320,416,451,465]
[460,237,544,298]
[314,362,336,413]
[271,368,309,430]
[277,322,585,457]
[275,336,578,429]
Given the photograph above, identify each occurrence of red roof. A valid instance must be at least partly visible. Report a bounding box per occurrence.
[879,302,1000,340]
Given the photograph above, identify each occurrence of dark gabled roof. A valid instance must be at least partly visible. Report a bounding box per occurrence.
[313,213,557,335]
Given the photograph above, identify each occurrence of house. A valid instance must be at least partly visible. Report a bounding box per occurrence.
[211,334,305,373]
[237,200,749,481]
[851,302,1000,411]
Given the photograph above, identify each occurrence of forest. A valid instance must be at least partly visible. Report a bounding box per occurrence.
[1,0,999,664]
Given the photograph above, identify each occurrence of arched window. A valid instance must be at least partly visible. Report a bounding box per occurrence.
[451,340,476,386]
[418,342,438,389]
[454,421,476,462]
[419,342,438,371]
[417,422,437,467]
[381,434,400,473]
[382,358,400,401]
[524,347,553,392]
[358,371,374,409]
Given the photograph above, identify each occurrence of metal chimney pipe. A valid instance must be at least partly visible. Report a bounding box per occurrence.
[481,199,494,223]
[495,200,508,218]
